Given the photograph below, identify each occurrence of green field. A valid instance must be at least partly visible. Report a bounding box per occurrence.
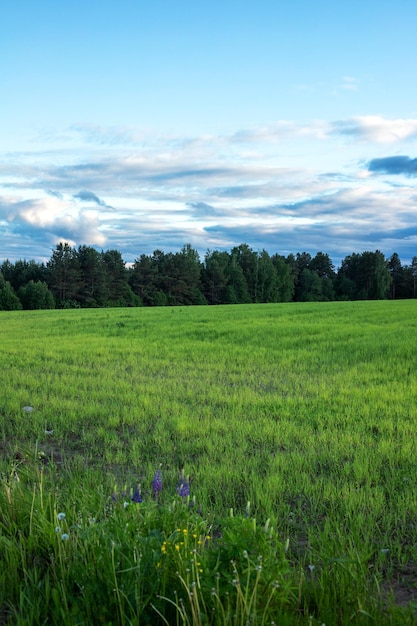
[1,301,417,624]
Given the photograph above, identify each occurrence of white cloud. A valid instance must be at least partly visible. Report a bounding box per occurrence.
[5,196,106,247]
[232,116,417,146]
[330,116,417,143]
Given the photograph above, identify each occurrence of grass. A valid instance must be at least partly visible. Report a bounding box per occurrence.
[1,300,417,624]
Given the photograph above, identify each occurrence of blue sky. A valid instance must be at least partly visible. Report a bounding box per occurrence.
[1,0,417,267]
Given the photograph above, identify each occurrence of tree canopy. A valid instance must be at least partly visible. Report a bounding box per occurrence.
[1,243,416,310]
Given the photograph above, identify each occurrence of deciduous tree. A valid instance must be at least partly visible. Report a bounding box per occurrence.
[0,273,22,310]
[18,280,55,309]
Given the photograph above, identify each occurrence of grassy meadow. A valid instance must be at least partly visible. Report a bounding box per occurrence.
[1,300,417,624]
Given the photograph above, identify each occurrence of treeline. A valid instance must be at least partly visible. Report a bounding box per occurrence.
[0,242,416,310]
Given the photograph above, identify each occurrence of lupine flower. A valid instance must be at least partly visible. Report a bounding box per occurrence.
[178,476,190,498]
[132,484,143,503]
[176,469,190,497]
[152,465,162,495]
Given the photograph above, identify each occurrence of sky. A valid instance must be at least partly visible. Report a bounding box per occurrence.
[1,0,417,268]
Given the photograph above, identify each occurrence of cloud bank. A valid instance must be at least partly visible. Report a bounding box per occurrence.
[1,116,417,266]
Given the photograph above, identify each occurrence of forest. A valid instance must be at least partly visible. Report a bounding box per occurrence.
[0,242,416,310]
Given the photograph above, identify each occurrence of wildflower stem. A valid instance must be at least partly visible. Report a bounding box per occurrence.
[150,603,171,626]
[111,543,125,626]
[29,483,36,537]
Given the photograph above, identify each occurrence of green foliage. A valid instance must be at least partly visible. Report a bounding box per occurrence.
[101,249,132,306]
[76,244,108,307]
[201,250,231,304]
[5,242,417,307]
[271,253,295,301]
[130,245,205,306]
[18,280,55,309]
[0,458,297,625]
[337,250,392,300]
[0,273,22,310]
[47,242,81,306]
[1,259,47,292]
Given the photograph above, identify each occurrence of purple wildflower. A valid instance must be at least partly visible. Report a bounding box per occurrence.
[132,484,143,503]
[177,471,190,498]
[179,480,190,498]
[152,465,162,495]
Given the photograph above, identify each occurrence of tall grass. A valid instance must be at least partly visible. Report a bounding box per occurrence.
[1,300,417,623]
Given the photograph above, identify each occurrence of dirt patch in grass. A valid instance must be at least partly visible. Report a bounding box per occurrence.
[382,563,417,608]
